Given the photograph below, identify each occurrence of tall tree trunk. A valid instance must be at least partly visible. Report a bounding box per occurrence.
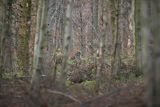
[90,0,99,55]
[141,0,160,107]
[111,0,121,76]
[0,1,4,90]
[29,0,38,75]
[93,0,99,49]
[0,0,5,77]
[135,0,143,76]
[31,0,48,90]
[17,0,31,75]
[0,0,13,74]
[60,0,73,89]
[80,2,85,58]
[30,1,48,106]
[95,0,107,91]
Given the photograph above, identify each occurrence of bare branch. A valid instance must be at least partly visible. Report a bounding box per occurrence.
[47,89,81,104]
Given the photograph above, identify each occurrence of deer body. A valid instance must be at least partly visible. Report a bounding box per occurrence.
[68,50,81,61]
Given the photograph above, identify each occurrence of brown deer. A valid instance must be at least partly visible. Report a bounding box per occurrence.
[68,50,81,61]
[54,49,81,64]
[54,48,63,64]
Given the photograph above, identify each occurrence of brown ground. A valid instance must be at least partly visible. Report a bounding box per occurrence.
[0,78,146,107]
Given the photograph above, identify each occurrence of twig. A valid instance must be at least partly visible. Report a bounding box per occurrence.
[46,89,82,104]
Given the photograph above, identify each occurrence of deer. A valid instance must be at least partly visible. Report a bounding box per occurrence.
[53,49,81,64]
[68,50,81,61]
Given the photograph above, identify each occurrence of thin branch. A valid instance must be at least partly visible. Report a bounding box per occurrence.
[47,89,82,104]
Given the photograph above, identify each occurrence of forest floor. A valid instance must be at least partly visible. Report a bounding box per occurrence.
[0,76,146,107]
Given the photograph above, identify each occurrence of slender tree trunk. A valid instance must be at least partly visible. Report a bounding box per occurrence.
[60,0,65,50]
[111,0,121,76]
[135,0,143,76]
[31,0,48,90]
[80,3,85,58]
[0,0,5,77]
[95,0,107,91]
[60,0,73,88]
[29,0,38,74]
[93,0,99,49]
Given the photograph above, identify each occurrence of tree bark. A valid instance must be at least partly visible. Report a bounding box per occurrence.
[111,0,121,76]
[0,0,13,74]
[16,0,31,75]
[95,0,107,91]
[60,0,73,88]
[141,0,160,106]
[31,0,48,90]
[135,0,143,76]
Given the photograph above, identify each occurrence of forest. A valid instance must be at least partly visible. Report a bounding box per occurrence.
[0,0,160,107]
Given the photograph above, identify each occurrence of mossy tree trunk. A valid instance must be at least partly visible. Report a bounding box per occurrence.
[17,0,31,75]
[0,0,13,75]
[0,0,5,77]
[134,0,143,76]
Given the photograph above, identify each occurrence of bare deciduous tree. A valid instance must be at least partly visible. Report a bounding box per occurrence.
[31,0,48,90]
[60,0,73,88]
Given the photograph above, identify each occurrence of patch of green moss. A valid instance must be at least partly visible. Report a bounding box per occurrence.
[65,80,73,87]
[15,71,25,77]
[2,73,12,80]
[114,73,144,83]
[67,60,76,65]
[82,80,96,89]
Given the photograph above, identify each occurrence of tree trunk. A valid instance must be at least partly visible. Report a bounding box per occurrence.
[0,0,13,74]
[60,0,73,89]
[141,0,160,106]
[93,0,99,50]
[111,0,121,76]
[80,2,85,58]
[31,0,48,90]
[95,0,107,91]
[135,0,143,76]
[17,0,31,75]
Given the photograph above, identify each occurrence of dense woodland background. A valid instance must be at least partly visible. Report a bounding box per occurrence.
[0,0,160,107]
